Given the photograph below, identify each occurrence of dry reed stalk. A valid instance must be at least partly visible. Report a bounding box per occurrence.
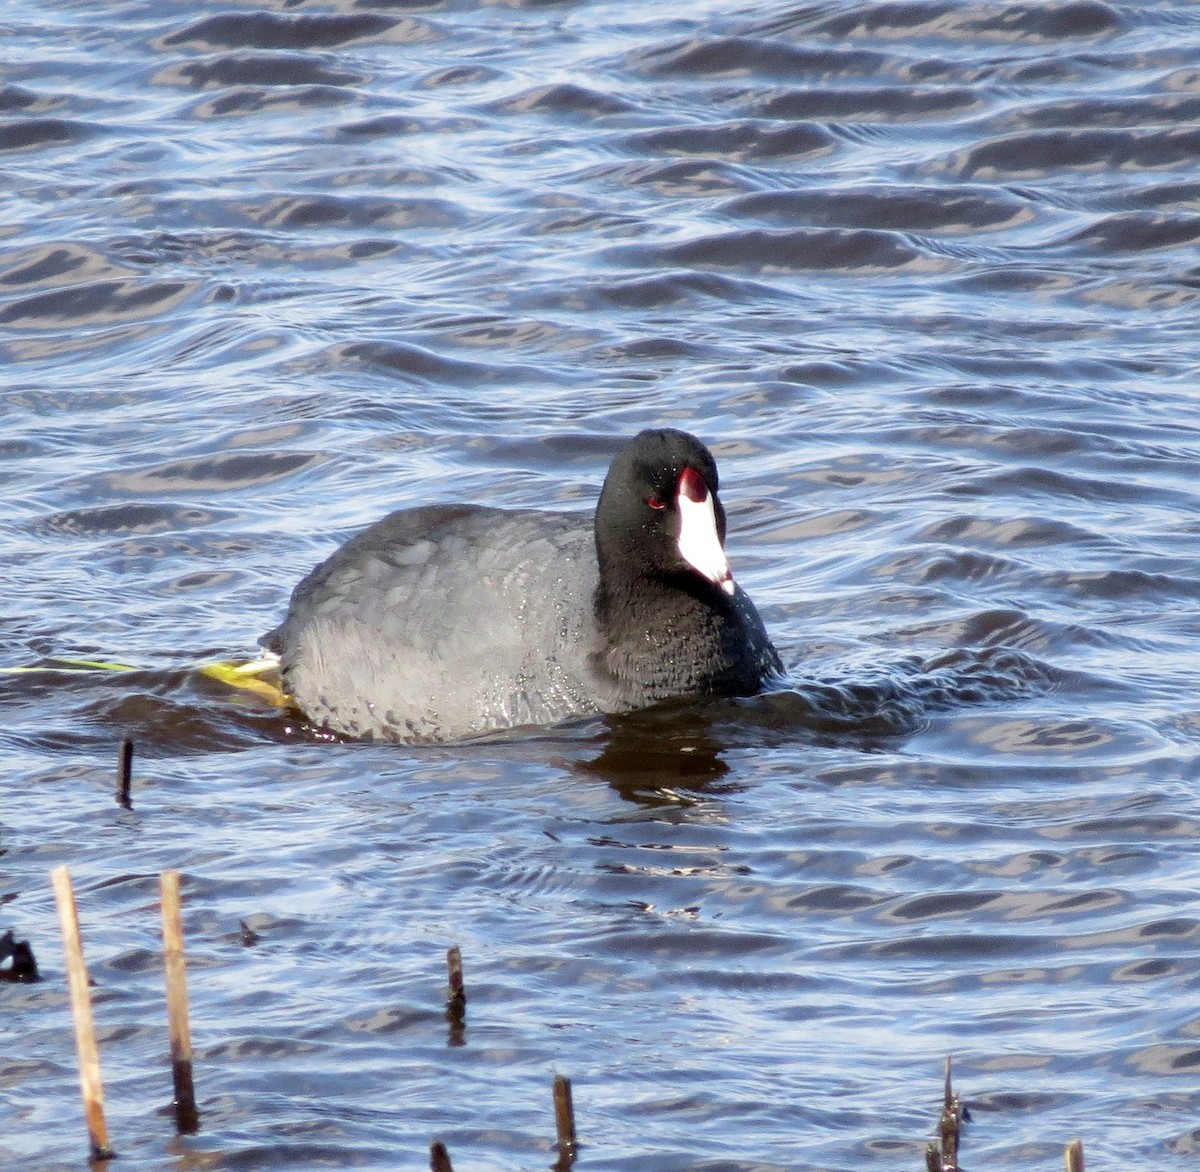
[51,865,114,1160]
[161,869,199,1133]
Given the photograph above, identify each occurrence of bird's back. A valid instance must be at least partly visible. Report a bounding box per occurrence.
[264,505,600,741]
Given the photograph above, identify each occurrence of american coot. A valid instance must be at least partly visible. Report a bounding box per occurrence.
[263,428,781,742]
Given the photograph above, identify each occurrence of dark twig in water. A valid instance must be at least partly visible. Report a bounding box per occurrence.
[445,945,466,1047]
[446,945,466,1019]
[0,929,40,982]
[1065,1138,1084,1172]
[430,1140,454,1171]
[116,738,133,809]
[51,866,115,1162]
[553,1073,577,1168]
[161,870,199,1134]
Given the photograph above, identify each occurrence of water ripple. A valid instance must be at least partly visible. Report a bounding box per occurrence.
[4,1,1200,1168]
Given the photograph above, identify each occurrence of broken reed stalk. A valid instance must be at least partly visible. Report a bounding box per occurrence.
[429,1139,455,1171]
[1065,1138,1085,1172]
[553,1073,577,1161]
[924,1056,965,1171]
[50,865,114,1161]
[444,944,466,1047]
[161,869,199,1133]
[937,1055,963,1171]
[116,738,134,808]
[446,945,466,1019]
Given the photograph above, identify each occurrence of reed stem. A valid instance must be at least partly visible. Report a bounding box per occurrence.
[51,866,113,1161]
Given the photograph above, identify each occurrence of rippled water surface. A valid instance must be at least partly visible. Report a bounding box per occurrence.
[4,0,1200,1168]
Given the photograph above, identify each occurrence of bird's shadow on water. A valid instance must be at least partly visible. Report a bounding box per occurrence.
[2,644,1065,807]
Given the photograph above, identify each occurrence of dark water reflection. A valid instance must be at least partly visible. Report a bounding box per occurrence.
[5,0,1200,1168]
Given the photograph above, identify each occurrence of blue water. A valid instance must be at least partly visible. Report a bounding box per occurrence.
[3,1,1200,1168]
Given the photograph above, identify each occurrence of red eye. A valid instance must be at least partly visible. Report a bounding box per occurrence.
[647,496,665,510]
